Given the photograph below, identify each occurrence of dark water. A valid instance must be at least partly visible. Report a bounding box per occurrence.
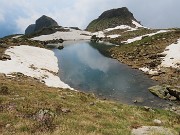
[53,41,169,108]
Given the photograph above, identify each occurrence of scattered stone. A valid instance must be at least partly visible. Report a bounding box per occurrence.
[35,109,55,125]
[169,96,177,101]
[57,44,64,50]
[171,107,177,111]
[143,106,155,112]
[5,124,11,128]
[61,96,66,99]
[0,44,8,48]
[153,119,162,125]
[90,102,95,106]
[0,86,9,95]
[61,108,71,113]
[148,85,168,99]
[144,106,151,111]
[1,54,11,61]
[133,100,137,103]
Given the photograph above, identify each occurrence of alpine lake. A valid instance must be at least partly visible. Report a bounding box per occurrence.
[52,41,170,108]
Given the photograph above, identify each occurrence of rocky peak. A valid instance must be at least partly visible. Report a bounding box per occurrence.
[86,7,140,32]
[25,15,59,35]
[98,7,135,20]
[34,15,59,32]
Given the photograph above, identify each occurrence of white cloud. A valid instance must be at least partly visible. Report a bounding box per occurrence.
[1,0,180,35]
[0,14,5,22]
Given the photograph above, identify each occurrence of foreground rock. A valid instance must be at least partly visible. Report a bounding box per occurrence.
[132,126,178,135]
[148,85,180,101]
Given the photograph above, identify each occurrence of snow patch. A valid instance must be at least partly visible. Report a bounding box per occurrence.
[93,31,105,38]
[124,30,169,44]
[139,67,159,75]
[132,20,144,28]
[107,34,121,38]
[12,35,23,39]
[104,25,137,32]
[32,29,92,41]
[0,45,72,89]
[160,39,180,68]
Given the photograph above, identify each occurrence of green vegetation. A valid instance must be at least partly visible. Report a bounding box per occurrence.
[108,28,158,45]
[0,74,179,135]
[86,7,137,32]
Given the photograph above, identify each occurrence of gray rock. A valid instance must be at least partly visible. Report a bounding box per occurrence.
[148,85,168,99]
[90,102,95,106]
[153,119,162,125]
[132,126,177,135]
[25,24,36,35]
[35,109,55,125]
[5,124,11,128]
[61,108,71,113]
[1,54,11,61]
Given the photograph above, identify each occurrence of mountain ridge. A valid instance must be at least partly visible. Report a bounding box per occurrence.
[86,7,141,32]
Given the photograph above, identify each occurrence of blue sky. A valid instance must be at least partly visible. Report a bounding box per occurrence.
[0,0,180,37]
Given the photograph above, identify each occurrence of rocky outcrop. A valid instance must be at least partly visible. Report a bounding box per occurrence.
[34,15,58,32]
[25,24,36,35]
[148,85,180,101]
[86,7,140,32]
[25,15,59,35]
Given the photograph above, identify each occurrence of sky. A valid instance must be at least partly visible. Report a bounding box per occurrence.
[0,0,180,37]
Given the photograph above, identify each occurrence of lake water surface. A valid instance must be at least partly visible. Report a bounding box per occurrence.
[53,41,169,108]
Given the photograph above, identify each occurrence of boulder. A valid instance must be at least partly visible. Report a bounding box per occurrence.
[148,85,180,101]
[0,54,11,61]
[148,85,168,99]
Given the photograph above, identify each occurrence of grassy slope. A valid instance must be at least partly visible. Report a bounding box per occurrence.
[109,30,180,86]
[0,74,179,135]
[0,32,180,135]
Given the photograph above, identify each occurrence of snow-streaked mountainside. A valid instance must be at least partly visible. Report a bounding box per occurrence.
[0,45,72,89]
[92,20,145,38]
[32,28,92,41]
[86,7,141,32]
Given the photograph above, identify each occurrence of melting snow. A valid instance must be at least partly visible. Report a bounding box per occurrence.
[32,29,92,41]
[160,39,180,68]
[124,30,169,44]
[0,45,72,89]
[132,20,144,28]
[139,67,158,75]
[107,34,121,38]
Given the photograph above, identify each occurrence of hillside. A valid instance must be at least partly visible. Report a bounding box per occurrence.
[0,7,180,135]
[86,7,141,32]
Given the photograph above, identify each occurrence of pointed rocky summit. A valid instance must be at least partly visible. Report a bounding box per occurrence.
[25,15,59,35]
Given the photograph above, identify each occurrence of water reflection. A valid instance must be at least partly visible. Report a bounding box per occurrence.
[53,41,169,108]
